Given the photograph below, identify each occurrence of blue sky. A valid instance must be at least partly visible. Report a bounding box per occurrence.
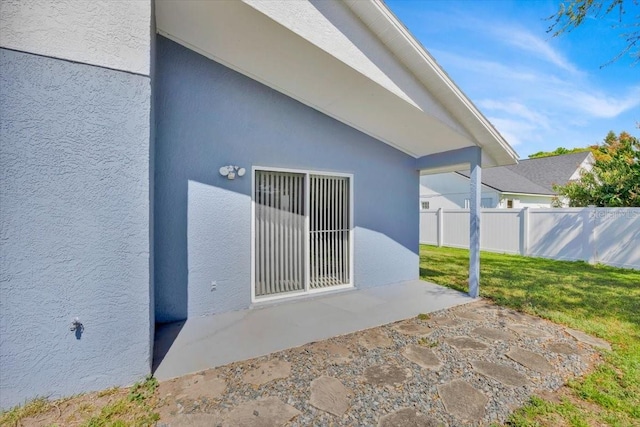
[385,0,640,158]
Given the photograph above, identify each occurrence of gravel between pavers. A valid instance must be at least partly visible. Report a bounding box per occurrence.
[156,300,603,426]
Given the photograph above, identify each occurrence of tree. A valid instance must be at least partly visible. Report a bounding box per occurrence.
[554,131,640,206]
[528,147,590,159]
[547,0,640,65]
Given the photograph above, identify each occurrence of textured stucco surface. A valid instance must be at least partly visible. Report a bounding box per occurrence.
[0,48,152,409]
[0,0,151,75]
[155,36,419,323]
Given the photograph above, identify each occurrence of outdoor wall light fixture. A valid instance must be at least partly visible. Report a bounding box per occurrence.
[219,165,246,180]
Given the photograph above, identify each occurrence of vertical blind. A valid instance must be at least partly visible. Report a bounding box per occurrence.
[309,175,350,289]
[254,171,306,297]
[255,170,350,297]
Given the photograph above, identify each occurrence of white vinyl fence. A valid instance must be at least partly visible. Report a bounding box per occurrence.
[420,208,640,270]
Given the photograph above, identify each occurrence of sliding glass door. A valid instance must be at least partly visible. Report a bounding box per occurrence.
[254,169,351,299]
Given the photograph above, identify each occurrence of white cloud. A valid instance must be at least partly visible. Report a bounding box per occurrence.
[491,26,581,75]
[479,100,551,128]
[556,86,640,118]
[385,0,640,157]
[486,117,542,147]
[435,51,640,122]
[430,50,539,82]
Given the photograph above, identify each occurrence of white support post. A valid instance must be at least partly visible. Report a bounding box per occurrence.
[521,207,529,256]
[583,206,597,264]
[469,148,481,298]
[437,208,444,247]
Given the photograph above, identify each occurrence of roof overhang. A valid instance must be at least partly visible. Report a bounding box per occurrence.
[155,0,518,167]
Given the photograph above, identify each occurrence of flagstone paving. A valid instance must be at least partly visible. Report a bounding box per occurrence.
[508,323,553,339]
[402,345,442,370]
[156,300,607,426]
[363,364,413,387]
[471,360,530,387]
[393,321,434,337]
[472,326,516,342]
[378,407,444,427]
[444,336,489,351]
[565,327,612,351]
[309,376,352,416]
[437,379,488,421]
[507,347,555,374]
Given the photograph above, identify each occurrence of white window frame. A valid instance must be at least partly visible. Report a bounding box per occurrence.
[250,166,354,303]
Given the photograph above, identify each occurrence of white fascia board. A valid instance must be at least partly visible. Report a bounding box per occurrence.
[343,0,519,167]
[501,191,556,197]
[419,163,471,175]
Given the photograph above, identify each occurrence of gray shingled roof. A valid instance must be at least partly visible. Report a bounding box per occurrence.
[457,151,592,195]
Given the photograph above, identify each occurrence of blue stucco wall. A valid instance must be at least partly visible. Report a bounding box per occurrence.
[0,48,152,409]
[155,36,419,323]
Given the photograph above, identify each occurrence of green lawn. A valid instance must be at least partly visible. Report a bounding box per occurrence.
[420,245,640,427]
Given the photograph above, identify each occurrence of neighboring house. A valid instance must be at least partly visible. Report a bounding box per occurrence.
[420,151,594,209]
[0,0,517,408]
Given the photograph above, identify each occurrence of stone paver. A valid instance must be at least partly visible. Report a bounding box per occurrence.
[402,345,441,369]
[473,326,516,342]
[166,414,222,427]
[507,348,554,374]
[378,408,443,427]
[565,328,611,351]
[508,323,552,339]
[437,379,488,422]
[309,376,352,416]
[454,311,485,321]
[222,397,301,426]
[393,322,433,337]
[429,317,461,327]
[158,372,226,401]
[242,359,291,386]
[364,364,412,386]
[359,328,394,350]
[445,336,488,351]
[472,360,530,387]
[308,341,353,364]
[546,342,584,355]
[499,310,547,325]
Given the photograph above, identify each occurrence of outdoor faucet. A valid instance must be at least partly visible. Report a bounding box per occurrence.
[70,317,84,333]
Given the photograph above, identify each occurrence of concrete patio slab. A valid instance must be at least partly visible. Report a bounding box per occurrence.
[153,280,474,380]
